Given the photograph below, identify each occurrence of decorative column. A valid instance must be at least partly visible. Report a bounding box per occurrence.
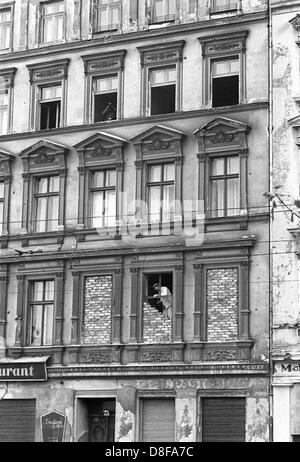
[129,268,139,342]
[239,261,251,341]
[15,274,25,347]
[193,264,206,341]
[174,265,184,342]
[71,271,81,344]
[0,273,8,352]
[54,271,64,345]
[112,268,123,343]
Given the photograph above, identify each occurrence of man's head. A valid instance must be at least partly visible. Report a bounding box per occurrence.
[153,283,160,292]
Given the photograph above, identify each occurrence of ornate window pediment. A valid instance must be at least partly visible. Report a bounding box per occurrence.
[131,124,185,159]
[74,132,127,230]
[195,117,251,221]
[194,117,251,154]
[20,140,69,236]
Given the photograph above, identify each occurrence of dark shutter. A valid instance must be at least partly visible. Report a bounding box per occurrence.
[0,400,36,442]
[202,397,245,442]
[141,399,175,442]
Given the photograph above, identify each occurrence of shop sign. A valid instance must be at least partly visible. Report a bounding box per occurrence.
[274,362,300,374]
[0,360,47,381]
[41,412,66,443]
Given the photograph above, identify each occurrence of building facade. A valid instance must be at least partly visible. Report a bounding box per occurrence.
[271,0,300,443]
[0,0,270,442]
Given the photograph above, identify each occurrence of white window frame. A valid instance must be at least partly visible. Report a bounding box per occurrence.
[0,3,13,52]
[93,0,122,33]
[150,0,177,24]
[40,0,66,45]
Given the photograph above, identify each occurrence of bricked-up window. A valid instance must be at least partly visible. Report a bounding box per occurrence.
[39,84,62,130]
[0,182,4,235]
[90,169,116,228]
[212,0,238,12]
[150,67,176,115]
[206,267,239,342]
[83,275,113,345]
[0,78,8,135]
[147,163,175,223]
[93,75,118,122]
[210,156,240,217]
[94,0,121,32]
[212,58,239,107]
[29,280,55,346]
[0,8,12,50]
[150,0,176,24]
[41,0,65,43]
[35,176,60,232]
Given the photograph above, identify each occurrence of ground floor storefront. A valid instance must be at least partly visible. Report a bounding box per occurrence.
[0,361,270,442]
[273,359,300,442]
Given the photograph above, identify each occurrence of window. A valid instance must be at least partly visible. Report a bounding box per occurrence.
[0,7,12,51]
[0,69,15,135]
[147,164,175,223]
[29,280,55,346]
[150,0,176,24]
[210,156,240,218]
[94,0,121,32]
[149,67,176,115]
[0,79,8,135]
[35,176,60,232]
[20,140,68,238]
[27,59,69,131]
[90,169,116,228]
[41,0,65,44]
[145,272,173,317]
[211,58,239,107]
[39,84,62,130]
[82,51,126,124]
[93,75,118,122]
[0,181,4,235]
[212,0,238,13]
[140,399,175,442]
[138,41,185,117]
[199,31,247,108]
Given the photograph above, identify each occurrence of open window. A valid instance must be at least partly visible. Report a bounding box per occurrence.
[81,51,126,124]
[93,75,118,122]
[145,272,173,315]
[39,85,62,130]
[150,67,176,116]
[211,58,239,107]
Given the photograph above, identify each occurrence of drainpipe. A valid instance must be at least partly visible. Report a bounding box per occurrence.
[267,0,274,443]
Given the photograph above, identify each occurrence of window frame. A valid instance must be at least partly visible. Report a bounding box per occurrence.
[146,162,175,224]
[89,168,117,229]
[33,174,60,233]
[74,132,126,233]
[208,154,240,218]
[0,68,16,136]
[93,0,122,33]
[0,150,13,240]
[38,83,62,130]
[20,140,68,237]
[81,50,126,124]
[27,59,69,132]
[138,41,185,117]
[39,0,66,45]
[129,259,184,344]
[199,31,248,108]
[27,279,55,347]
[210,0,238,14]
[149,0,177,25]
[0,3,14,53]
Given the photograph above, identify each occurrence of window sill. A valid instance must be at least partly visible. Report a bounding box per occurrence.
[210,9,238,15]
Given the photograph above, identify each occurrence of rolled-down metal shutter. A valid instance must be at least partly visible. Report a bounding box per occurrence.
[0,400,36,442]
[202,397,245,442]
[141,399,175,442]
